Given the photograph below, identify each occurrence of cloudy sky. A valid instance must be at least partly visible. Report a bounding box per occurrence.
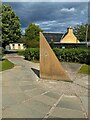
[3,2,89,34]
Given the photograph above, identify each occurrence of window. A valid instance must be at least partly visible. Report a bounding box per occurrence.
[12,44,15,49]
[18,44,20,49]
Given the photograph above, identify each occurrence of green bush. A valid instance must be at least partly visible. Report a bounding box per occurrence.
[24,48,39,61]
[23,48,90,65]
[17,50,25,56]
[0,47,5,60]
[53,48,90,65]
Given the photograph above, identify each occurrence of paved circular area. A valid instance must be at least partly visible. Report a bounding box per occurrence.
[2,54,89,119]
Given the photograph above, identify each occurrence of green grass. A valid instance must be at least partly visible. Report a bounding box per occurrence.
[31,59,40,63]
[0,59,14,71]
[78,64,90,75]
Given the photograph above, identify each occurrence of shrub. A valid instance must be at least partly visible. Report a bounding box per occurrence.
[23,48,90,65]
[24,48,39,61]
[17,50,25,56]
[0,47,5,60]
[24,39,39,48]
[53,48,90,65]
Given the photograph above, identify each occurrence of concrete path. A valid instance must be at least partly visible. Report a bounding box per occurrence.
[2,54,89,119]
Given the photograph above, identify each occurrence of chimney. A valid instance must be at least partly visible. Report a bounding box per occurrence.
[67,26,73,34]
[60,26,80,43]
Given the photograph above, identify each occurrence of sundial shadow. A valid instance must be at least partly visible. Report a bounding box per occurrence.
[31,68,40,78]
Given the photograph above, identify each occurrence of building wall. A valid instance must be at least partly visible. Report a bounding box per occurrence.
[9,43,24,50]
[18,44,24,50]
[54,43,88,48]
[60,26,80,43]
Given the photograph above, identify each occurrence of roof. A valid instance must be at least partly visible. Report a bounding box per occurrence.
[43,32,64,42]
[60,26,80,43]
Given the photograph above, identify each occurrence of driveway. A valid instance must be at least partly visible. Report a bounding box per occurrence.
[2,54,89,119]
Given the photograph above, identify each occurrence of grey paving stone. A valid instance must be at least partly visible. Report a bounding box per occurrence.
[50,107,85,118]
[62,62,81,72]
[44,91,60,99]
[2,55,89,118]
[48,116,60,119]
[24,88,47,97]
[20,84,37,91]
[3,109,18,118]
[2,80,19,86]
[22,99,51,114]
[19,81,36,86]
[3,86,22,93]
[34,94,57,106]
[75,76,89,89]
[80,96,88,114]
[2,93,17,109]
[3,103,45,118]
[2,92,29,108]
[56,95,82,111]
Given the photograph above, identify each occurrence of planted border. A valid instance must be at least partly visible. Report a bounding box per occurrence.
[21,48,90,65]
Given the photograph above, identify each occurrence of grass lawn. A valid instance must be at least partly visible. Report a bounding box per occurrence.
[31,60,40,63]
[0,59,14,71]
[78,64,90,75]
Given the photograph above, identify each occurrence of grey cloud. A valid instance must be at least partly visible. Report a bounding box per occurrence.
[3,2,88,32]
[60,7,76,12]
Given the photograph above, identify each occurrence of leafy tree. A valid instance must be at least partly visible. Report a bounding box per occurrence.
[49,39,54,48]
[2,4,21,48]
[0,2,2,46]
[88,24,90,41]
[24,23,43,48]
[0,47,4,60]
[22,35,39,48]
[73,24,90,42]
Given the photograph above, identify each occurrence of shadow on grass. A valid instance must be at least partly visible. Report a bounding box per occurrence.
[31,68,40,78]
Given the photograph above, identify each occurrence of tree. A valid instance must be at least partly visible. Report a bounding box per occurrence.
[73,24,90,42]
[49,39,54,48]
[88,24,90,41]
[24,23,43,48]
[0,2,2,46]
[2,4,21,48]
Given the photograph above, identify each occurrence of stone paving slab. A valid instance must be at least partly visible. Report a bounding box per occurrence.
[22,99,51,114]
[3,103,45,118]
[56,95,82,111]
[61,63,82,81]
[2,92,29,109]
[24,88,47,97]
[44,91,60,99]
[80,96,89,115]
[0,73,2,119]
[33,94,59,106]
[3,86,22,93]
[20,84,38,91]
[2,54,89,118]
[49,107,85,118]
[19,81,37,86]
[74,75,89,89]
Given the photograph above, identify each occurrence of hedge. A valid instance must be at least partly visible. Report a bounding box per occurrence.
[0,47,5,60]
[17,50,25,56]
[22,48,90,65]
[53,48,90,65]
[23,48,39,61]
